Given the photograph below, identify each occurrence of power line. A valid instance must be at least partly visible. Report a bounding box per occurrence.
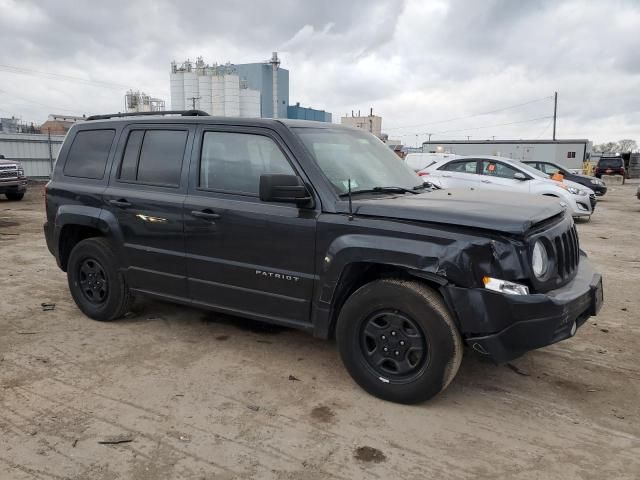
[385,95,554,131]
[0,88,85,114]
[397,115,554,138]
[0,64,132,90]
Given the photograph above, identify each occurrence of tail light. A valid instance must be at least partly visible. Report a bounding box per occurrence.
[418,171,429,176]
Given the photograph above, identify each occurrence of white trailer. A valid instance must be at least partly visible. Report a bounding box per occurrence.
[422,139,591,171]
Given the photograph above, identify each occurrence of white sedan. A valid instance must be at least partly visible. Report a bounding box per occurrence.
[415,155,594,218]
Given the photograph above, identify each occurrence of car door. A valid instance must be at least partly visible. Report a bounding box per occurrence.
[478,159,531,193]
[434,159,479,189]
[183,125,318,327]
[103,124,194,299]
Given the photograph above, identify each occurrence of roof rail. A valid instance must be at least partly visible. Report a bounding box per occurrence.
[85,110,210,121]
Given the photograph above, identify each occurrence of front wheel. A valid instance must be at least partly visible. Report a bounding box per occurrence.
[6,192,24,201]
[67,238,133,321]
[336,279,463,404]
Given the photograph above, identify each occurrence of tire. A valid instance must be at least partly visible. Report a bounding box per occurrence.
[336,278,463,404]
[6,192,24,201]
[67,238,133,321]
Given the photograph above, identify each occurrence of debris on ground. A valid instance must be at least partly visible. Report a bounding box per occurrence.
[354,446,387,463]
[506,363,530,376]
[247,405,260,412]
[600,328,609,333]
[41,303,55,311]
[288,375,300,381]
[98,435,134,445]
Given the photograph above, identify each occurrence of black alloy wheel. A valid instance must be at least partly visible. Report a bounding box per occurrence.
[78,258,109,304]
[360,310,428,381]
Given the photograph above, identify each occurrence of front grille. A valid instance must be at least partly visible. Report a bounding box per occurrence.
[553,224,579,279]
[0,170,17,179]
[0,164,16,171]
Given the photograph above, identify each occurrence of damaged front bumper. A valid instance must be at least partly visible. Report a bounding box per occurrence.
[445,255,603,363]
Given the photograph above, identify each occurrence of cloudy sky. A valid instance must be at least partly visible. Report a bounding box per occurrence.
[0,0,638,144]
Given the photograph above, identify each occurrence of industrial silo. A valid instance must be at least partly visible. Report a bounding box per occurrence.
[240,88,261,118]
[170,70,185,110]
[224,74,240,117]
[183,70,198,110]
[211,74,225,116]
[198,73,212,114]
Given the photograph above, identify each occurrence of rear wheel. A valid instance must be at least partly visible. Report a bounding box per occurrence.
[6,192,24,201]
[67,238,133,321]
[336,278,463,404]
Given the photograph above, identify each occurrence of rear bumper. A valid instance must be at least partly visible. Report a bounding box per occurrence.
[446,255,603,363]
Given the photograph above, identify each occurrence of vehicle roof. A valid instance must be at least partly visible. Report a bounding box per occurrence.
[77,115,345,130]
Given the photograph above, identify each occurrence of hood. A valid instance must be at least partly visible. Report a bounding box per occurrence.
[351,189,565,235]
[0,158,17,165]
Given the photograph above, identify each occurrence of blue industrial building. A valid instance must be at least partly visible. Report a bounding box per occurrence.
[236,63,289,119]
[287,103,332,123]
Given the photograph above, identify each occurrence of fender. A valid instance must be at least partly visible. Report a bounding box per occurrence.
[310,231,518,338]
[53,205,126,267]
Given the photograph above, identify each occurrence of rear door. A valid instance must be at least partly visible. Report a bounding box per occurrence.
[103,124,194,300]
[182,125,318,327]
[434,159,479,189]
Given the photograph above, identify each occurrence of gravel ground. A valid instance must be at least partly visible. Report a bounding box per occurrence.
[1,181,639,480]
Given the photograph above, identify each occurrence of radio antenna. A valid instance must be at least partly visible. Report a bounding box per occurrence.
[348,179,354,221]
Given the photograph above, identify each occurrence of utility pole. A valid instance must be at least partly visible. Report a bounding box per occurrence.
[427,133,433,142]
[188,96,201,110]
[552,91,558,140]
[466,135,471,141]
[47,128,53,177]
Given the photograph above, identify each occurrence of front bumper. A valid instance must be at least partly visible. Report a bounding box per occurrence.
[445,255,603,363]
[0,179,27,194]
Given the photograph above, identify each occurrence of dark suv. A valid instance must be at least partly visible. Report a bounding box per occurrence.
[595,156,626,182]
[44,111,603,404]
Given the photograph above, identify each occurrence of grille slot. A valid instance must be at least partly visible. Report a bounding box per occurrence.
[554,225,579,279]
[0,170,17,179]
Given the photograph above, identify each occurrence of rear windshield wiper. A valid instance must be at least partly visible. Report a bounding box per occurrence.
[339,186,419,197]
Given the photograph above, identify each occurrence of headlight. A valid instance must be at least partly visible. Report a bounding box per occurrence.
[567,186,587,196]
[17,167,25,177]
[483,277,529,295]
[590,178,600,185]
[532,240,549,279]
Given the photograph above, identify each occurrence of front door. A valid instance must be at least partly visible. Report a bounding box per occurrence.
[478,159,531,193]
[103,125,194,299]
[434,159,479,189]
[183,126,317,327]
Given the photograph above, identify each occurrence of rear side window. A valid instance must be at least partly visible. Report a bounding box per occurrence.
[119,130,187,187]
[439,160,477,173]
[63,129,115,179]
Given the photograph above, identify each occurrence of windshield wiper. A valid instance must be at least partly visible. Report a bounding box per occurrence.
[339,186,419,197]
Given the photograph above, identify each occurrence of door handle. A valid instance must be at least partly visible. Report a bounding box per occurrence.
[481,179,491,183]
[109,199,132,208]
[191,210,221,220]
[441,174,451,178]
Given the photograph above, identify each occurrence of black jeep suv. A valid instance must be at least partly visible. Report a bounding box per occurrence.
[44,111,603,404]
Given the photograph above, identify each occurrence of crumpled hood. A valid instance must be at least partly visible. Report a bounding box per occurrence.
[351,189,566,235]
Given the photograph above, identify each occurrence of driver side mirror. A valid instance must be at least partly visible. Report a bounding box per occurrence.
[513,172,528,181]
[259,174,313,206]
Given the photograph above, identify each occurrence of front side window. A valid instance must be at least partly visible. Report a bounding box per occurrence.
[440,160,477,173]
[480,160,520,179]
[294,127,422,194]
[199,132,294,195]
[541,163,562,175]
[119,130,187,187]
[63,129,115,179]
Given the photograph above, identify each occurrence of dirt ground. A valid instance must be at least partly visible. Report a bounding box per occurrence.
[1,181,639,480]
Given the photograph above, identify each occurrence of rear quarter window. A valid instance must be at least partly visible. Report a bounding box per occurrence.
[63,129,116,179]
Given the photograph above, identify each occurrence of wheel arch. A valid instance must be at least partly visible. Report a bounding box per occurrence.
[55,206,124,271]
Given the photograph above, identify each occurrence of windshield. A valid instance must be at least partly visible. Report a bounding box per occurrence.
[294,127,423,194]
